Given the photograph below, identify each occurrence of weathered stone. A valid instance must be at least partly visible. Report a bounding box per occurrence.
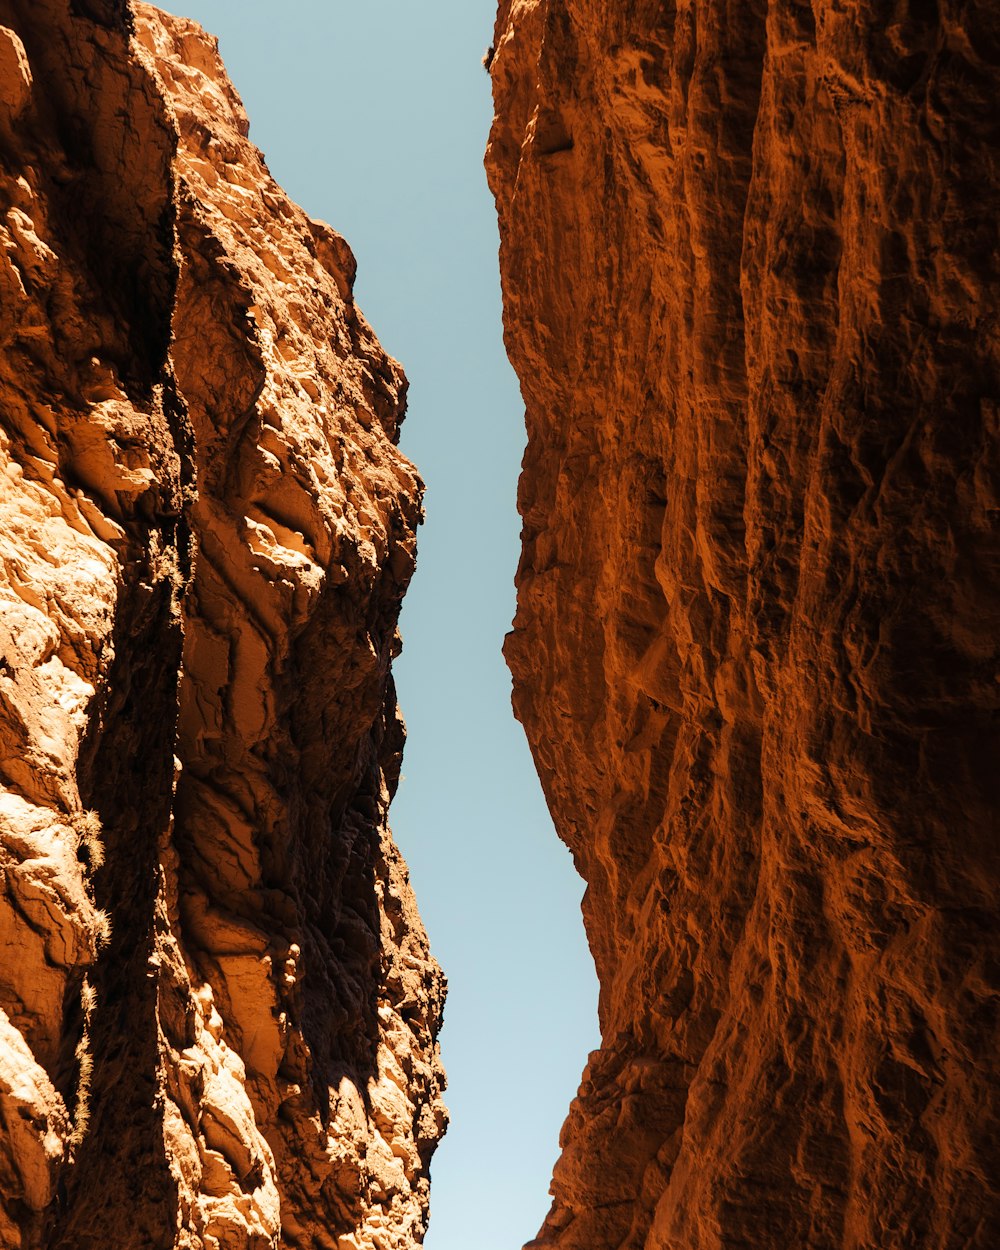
[0,4,445,1247]
[487,2,1000,1247]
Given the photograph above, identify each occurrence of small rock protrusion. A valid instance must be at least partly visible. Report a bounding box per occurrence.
[0,27,31,124]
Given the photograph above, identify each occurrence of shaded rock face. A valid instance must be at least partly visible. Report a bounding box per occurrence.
[487,3,1000,1248]
[0,4,445,1247]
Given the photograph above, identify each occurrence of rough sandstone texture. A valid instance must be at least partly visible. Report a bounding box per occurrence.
[487,2,1000,1248]
[0,3,445,1247]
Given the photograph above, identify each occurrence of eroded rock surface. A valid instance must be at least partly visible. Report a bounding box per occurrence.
[487,2,1000,1248]
[0,3,445,1247]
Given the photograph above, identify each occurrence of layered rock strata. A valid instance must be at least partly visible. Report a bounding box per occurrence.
[487,3,1000,1248]
[0,4,445,1247]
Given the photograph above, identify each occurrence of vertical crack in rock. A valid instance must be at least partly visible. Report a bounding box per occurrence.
[486,1,1000,1248]
[0,3,446,1247]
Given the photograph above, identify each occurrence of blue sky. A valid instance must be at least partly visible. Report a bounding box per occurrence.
[163,4,599,1247]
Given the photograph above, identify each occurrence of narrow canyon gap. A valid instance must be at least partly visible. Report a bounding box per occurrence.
[151,5,604,1249]
[1,1,999,1249]
[486,2,1000,1249]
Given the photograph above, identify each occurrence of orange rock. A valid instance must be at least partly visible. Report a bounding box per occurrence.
[487,2,1000,1247]
[0,3,444,1246]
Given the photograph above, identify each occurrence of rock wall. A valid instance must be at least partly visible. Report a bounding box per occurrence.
[487,2,1000,1248]
[0,4,445,1247]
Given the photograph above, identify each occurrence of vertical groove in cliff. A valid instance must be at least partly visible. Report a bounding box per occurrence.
[488,1,1000,1247]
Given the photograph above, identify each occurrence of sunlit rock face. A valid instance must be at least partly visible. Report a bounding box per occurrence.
[0,3,445,1247]
[486,2,1000,1248]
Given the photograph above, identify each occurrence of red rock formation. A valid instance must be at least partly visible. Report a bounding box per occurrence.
[0,4,445,1247]
[487,2,1000,1248]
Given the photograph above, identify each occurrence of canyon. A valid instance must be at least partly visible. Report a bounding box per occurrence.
[1,1,998,1248]
[486,1,1000,1248]
[0,3,444,1247]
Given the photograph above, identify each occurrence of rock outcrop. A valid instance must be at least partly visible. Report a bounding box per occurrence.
[0,4,445,1247]
[487,3,1000,1248]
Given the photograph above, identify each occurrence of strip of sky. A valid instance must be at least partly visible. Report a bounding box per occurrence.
[162,5,600,1248]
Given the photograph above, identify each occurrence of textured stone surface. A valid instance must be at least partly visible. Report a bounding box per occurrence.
[0,3,444,1247]
[487,2,1000,1248]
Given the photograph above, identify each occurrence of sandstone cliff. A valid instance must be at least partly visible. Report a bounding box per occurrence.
[0,4,445,1247]
[487,2,1000,1248]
